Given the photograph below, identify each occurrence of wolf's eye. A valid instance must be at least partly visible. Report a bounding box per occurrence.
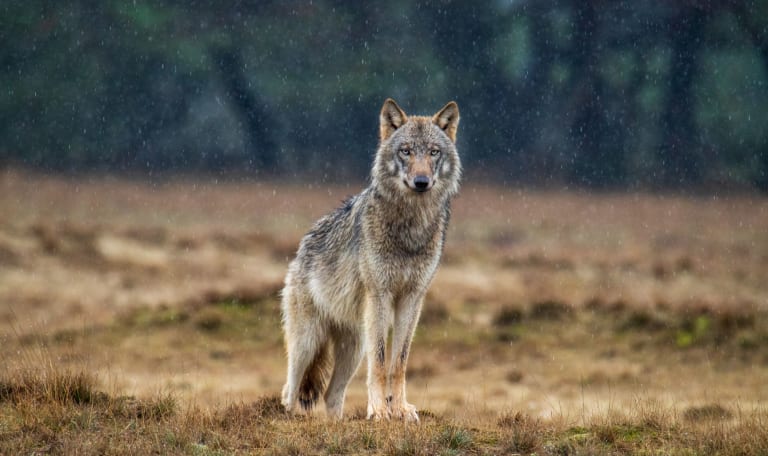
[430,149,440,156]
[399,148,411,156]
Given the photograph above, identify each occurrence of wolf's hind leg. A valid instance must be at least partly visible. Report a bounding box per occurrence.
[297,340,331,411]
[324,326,364,419]
[281,294,329,414]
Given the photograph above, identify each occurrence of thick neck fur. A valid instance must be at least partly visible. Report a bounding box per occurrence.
[365,115,461,256]
[365,184,450,256]
[366,153,458,256]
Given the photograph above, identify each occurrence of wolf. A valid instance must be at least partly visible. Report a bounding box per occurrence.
[280,98,461,422]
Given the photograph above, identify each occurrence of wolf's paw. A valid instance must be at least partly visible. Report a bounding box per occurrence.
[390,402,419,423]
[281,384,295,413]
[325,401,344,420]
[367,401,391,421]
[298,381,322,411]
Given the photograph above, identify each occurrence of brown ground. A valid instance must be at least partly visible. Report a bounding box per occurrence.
[1,168,767,426]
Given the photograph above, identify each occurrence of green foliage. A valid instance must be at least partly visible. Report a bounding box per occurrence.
[1,1,767,189]
[438,425,474,451]
[496,17,531,81]
[676,315,711,348]
[696,49,768,184]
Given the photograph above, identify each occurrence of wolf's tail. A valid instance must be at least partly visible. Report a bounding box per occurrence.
[298,341,332,411]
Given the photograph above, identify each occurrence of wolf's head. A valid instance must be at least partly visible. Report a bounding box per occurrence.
[373,99,461,199]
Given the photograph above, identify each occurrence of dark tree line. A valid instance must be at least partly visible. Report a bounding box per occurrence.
[1,0,767,190]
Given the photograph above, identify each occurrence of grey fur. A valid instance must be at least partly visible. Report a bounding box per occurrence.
[281,99,461,421]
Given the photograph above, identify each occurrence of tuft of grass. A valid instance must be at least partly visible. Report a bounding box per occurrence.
[194,307,226,332]
[0,369,101,405]
[619,309,668,332]
[389,432,421,456]
[121,305,189,328]
[492,305,524,326]
[200,285,282,309]
[134,394,177,420]
[495,326,521,343]
[683,403,733,422]
[529,299,571,320]
[358,428,378,451]
[438,425,474,451]
[593,423,655,445]
[504,369,524,383]
[420,301,450,325]
[498,411,542,453]
[219,394,286,429]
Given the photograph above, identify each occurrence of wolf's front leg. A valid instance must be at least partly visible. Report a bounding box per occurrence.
[364,292,392,420]
[389,292,424,423]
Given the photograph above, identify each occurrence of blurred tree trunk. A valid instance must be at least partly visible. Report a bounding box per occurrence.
[420,2,515,175]
[118,62,192,171]
[567,0,617,188]
[212,46,279,174]
[731,1,768,71]
[514,8,557,181]
[657,5,707,187]
[731,1,768,192]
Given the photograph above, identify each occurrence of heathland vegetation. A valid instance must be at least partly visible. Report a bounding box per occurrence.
[2,171,767,453]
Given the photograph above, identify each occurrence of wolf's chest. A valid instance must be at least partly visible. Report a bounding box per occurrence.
[362,222,443,287]
[373,211,444,254]
[370,230,439,266]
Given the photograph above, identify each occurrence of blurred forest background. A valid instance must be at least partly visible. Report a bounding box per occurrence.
[2,0,768,190]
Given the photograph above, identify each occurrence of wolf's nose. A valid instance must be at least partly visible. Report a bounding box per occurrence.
[413,175,430,190]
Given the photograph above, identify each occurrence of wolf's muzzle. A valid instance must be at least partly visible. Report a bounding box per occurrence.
[413,175,431,192]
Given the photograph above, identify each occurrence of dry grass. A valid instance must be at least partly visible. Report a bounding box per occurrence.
[1,366,766,454]
[2,169,768,453]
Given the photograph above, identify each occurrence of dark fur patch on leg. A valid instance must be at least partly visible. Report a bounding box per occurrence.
[298,343,332,411]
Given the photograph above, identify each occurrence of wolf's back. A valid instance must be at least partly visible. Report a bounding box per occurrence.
[294,192,366,270]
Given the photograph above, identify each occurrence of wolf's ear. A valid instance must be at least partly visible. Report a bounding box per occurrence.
[433,101,460,142]
[380,98,408,142]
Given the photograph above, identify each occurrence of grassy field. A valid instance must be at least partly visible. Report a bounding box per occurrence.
[1,169,768,454]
